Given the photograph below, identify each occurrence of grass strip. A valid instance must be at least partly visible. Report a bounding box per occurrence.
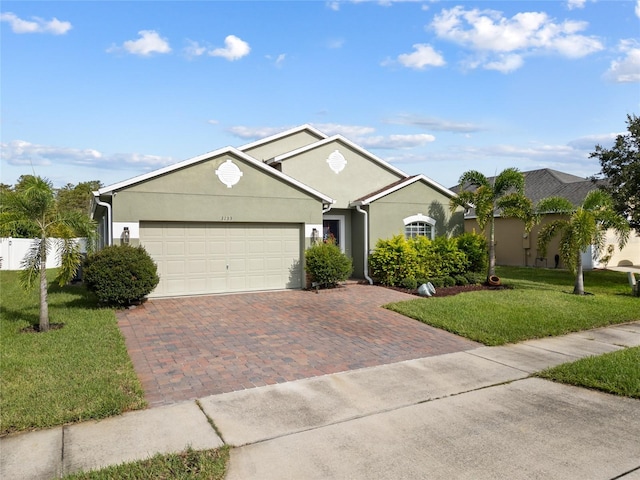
[62,447,229,480]
[0,270,146,434]
[536,346,640,398]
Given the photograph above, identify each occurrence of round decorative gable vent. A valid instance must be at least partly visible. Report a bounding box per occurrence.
[327,150,347,174]
[215,159,243,188]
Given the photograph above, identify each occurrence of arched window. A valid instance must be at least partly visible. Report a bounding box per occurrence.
[403,214,436,240]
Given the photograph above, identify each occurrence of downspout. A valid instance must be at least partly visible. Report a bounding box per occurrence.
[322,201,334,214]
[355,205,373,285]
[92,193,112,247]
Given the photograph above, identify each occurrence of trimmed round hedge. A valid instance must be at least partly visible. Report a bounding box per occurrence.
[84,245,159,306]
[305,241,353,288]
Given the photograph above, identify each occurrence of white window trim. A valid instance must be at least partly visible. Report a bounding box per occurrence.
[403,214,436,240]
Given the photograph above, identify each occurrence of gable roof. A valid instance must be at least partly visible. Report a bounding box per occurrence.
[238,124,327,153]
[95,145,334,204]
[351,174,458,206]
[268,134,409,178]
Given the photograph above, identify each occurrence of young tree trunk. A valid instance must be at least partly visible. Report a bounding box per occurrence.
[39,240,49,332]
[487,216,496,280]
[573,253,585,295]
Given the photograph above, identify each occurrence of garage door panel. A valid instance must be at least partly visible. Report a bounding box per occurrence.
[247,240,264,254]
[188,241,206,255]
[166,260,186,275]
[248,258,265,271]
[141,222,302,297]
[187,260,207,274]
[166,242,185,256]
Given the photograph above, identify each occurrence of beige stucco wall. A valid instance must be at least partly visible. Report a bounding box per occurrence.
[96,152,325,247]
[602,229,640,268]
[465,216,639,269]
[368,181,464,250]
[465,215,572,268]
[110,153,322,225]
[280,140,403,209]
[242,130,324,162]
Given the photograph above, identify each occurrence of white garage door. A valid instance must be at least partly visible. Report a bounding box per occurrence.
[140,222,302,297]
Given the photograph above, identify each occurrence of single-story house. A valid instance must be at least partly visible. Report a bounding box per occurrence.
[92,125,463,297]
[454,168,640,269]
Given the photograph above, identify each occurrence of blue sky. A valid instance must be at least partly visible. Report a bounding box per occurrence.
[2,0,639,190]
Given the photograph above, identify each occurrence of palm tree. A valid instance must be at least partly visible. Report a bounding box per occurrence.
[536,190,630,295]
[450,168,530,281]
[0,176,97,331]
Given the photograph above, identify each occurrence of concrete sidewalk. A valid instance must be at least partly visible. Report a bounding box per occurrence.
[2,321,639,480]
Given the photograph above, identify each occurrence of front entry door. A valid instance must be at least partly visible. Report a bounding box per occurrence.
[323,217,342,250]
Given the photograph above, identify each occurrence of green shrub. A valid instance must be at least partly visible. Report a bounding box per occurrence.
[369,235,418,286]
[84,245,160,306]
[454,275,469,286]
[457,232,488,273]
[429,277,446,288]
[465,272,485,285]
[442,276,456,287]
[427,236,469,277]
[408,235,434,279]
[400,277,418,290]
[305,242,353,288]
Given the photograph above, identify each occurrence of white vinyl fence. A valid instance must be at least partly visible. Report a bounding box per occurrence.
[0,238,86,271]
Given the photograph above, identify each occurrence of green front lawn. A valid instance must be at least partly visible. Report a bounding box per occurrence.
[537,346,640,398]
[385,267,639,346]
[0,270,146,435]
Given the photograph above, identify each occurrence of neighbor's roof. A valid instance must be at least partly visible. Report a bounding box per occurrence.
[451,168,605,218]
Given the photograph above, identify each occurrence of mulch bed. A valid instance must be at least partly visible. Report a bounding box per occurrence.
[389,283,509,298]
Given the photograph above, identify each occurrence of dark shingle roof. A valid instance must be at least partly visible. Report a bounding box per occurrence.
[451,168,604,207]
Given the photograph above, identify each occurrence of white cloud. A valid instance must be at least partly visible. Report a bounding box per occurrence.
[227,123,435,150]
[184,40,207,58]
[313,123,376,137]
[567,0,586,10]
[359,133,436,149]
[211,35,251,61]
[228,126,292,139]
[394,43,446,70]
[109,30,172,56]
[483,53,524,73]
[266,53,286,67]
[636,0,640,18]
[0,12,72,35]
[430,6,603,72]
[567,133,620,150]
[387,114,485,133]
[604,39,640,83]
[0,140,173,171]
[326,1,341,11]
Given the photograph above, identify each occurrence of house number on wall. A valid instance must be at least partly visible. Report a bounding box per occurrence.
[221,216,233,221]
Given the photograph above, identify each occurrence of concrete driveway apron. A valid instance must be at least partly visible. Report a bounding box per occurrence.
[117,284,479,406]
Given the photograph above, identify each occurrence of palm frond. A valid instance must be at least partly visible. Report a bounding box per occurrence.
[494,168,525,196]
[19,239,45,290]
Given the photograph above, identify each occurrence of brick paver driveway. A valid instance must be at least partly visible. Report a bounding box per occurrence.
[118,284,479,406]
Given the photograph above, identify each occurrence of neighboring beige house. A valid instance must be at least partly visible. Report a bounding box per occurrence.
[92,125,463,297]
[455,168,639,269]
